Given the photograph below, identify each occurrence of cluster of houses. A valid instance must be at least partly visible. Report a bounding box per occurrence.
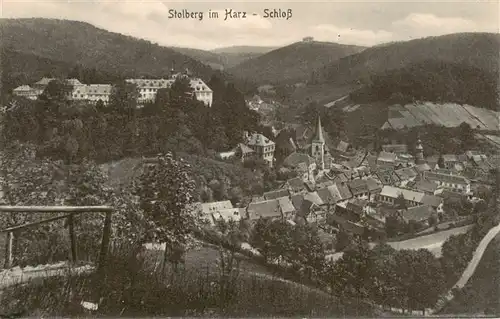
[12,69,213,107]
[204,115,496,240]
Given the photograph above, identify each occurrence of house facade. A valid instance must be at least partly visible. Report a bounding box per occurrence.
[423,171,471,194]
[377,185,443,210]
[245,132,276,167]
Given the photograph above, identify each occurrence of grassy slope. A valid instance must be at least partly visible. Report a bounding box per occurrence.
[228,41,365,84]
[0,243,375,317]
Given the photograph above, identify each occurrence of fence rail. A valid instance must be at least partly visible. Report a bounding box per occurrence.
[0,206,113,271]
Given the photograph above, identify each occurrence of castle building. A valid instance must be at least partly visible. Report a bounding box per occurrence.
[13,78,112,105]
[15,69,213,108]
[12,85,42,100]
[125,69,213,107]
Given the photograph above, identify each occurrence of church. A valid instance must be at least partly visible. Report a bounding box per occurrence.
[281,116,332,182]
[309,116,331,171]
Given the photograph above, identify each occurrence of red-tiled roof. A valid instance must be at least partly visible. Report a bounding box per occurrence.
[399,205,434,222]
[283,152,315,168]
[247,199,282,220]
[334,182,353,201]
[264,189,290,200]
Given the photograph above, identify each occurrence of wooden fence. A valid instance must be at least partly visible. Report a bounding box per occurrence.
[0,206,114,272]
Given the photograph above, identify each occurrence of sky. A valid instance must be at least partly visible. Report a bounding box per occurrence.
[2,0,499,50]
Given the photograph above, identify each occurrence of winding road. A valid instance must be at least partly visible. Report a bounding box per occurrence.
[326,224,473,262]
[431,223,500,314]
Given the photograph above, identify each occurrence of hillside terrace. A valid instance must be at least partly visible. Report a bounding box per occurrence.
[381,102,500,131]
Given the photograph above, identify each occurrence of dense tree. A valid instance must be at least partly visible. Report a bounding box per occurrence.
[39,79,73,103]
[134,152,200,272]
[384,215,403,238]
[335,229,352,251]
[250,218,293,265]
[437,154,445,169]
[301,101,320,127]
[213,219,245,308]
[395,193,407,210]
[370,244,401,310]
[290,224,326,278]
[440,232,475,287]
[108,81,139,117]
[326,239,374,302]
[393,249,446,314]
[458,122,475,150]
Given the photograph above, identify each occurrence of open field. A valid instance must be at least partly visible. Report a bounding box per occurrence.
[384,102,500,131]
[291,83,359,105]
[145,242,273,276]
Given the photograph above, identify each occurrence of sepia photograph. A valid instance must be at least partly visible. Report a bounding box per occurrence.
[0,0,499,317]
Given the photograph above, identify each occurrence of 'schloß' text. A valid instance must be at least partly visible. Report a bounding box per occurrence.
[263,9,292,20]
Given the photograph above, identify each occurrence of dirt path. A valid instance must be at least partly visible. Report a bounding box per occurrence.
[431,223,500,314]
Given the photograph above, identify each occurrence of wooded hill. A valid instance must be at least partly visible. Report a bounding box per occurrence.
[315,33,499,85]
[350,60,499,110]
[301,33,499,110]
[0,18,257,93]
[172,46,280,70]
[227,41,365,85]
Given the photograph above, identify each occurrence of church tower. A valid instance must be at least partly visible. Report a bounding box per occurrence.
[311,116,325,170]
[415,138,425,164]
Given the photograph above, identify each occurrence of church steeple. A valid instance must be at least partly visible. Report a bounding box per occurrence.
[415,138,425,164]
[313,115,325,143]
[311,115,325,170]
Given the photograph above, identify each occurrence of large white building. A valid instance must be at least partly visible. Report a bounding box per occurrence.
[13,78,112,105]
[12,85,43,100]
[13,70,213,107]
[125,71,213,107]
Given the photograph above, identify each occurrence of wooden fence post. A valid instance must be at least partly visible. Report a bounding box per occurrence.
[68,213,78,264]
[4,231,13,269]
[98,211,112,272]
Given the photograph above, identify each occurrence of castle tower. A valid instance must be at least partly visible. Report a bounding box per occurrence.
[311,116,325,170]
[415,138,425,164]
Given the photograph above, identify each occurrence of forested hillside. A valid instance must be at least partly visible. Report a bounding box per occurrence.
[0,18,259,94]
[228,41,364,84]
[315,33,499,85]
[350,60,499,110]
